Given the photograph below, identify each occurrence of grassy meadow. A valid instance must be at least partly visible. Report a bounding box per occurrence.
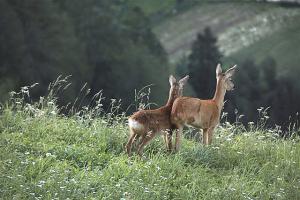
[1,83,300,200]
[1,1,300,199]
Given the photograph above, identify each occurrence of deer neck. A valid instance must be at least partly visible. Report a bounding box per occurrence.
[212,79,226,111]
[166,89,177,108]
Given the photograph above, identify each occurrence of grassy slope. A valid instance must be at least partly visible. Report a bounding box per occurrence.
[150,2,300,70]
[224,14,300,75]
[128,1,300,97]
[1,107,300,199]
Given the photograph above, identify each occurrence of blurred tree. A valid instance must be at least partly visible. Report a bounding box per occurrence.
[0,0,88,103]
[0,0,170,112]
[0,0,23,100]
[175,56,189,78]
[227,59,261,123]
[54,0,169,109]
[187,27,222,99]
[226,56,300,128]
[261,57,277,89]
[260,57,277,124]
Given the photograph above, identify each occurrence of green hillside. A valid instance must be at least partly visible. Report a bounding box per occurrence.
[225,14,300,75]
[148,2,300,72]
[1,87,300,199]
[1,2,300,199]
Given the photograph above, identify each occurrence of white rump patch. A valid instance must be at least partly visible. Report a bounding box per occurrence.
[128,118,144,131]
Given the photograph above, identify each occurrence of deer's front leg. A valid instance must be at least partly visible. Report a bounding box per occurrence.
[174,126,183,152]
[162,131,168,149]
[202,128,208,145]
[207,127,215,145]
[166,129,173,152]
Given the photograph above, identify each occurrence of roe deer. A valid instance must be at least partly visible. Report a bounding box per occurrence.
[126,75,189,156]
[170,64,237,151]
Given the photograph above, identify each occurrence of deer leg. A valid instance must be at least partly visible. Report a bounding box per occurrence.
[137,131,156,156]
[163,132,168,149]
[202,128,209,145]
[132,134,141,149]
[126,128,137,156]
[174,126,183,152]
[207,127,215,145]
[166,129,173,152]
[137,133,146,146]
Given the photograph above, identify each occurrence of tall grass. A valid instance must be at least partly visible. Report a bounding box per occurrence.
[0,78,299,199]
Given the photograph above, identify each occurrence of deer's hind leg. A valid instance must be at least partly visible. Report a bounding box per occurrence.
[137,131,156,156]
[166,129,173,153]
[132,134,141,149]
[126,128,138,156]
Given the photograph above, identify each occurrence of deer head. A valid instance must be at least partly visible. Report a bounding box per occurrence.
[169,75,189,100]
[216,64,237,91]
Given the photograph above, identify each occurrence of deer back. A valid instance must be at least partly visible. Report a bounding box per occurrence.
[129,106,172,133]
[171,97,220,129]
[128,75,189,134]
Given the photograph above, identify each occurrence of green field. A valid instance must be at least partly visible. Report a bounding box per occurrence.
[1,89,300,199]
[1,3,300,199]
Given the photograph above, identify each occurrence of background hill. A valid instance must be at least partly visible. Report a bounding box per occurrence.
[1,2,300,199]
[1,0,300,127]
[133,1,300,70]
[128,1,300,127]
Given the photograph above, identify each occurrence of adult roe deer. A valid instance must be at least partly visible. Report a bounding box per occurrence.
[126,75,189,156]
[170,64,237,151]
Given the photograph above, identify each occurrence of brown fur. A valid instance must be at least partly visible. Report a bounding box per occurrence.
[126,75,189,156]
[130,107,174,133]
[170,64,237,150]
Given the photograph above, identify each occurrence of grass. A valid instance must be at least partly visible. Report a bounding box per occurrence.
[1,82,300,199]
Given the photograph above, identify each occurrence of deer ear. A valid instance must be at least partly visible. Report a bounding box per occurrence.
[169,75,176,86]
[225,65,237,79]
[216,63,222,77]
[179,75,189,86]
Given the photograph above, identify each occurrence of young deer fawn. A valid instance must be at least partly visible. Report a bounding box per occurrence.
[126,75,189,156]
[170,64,237,151]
